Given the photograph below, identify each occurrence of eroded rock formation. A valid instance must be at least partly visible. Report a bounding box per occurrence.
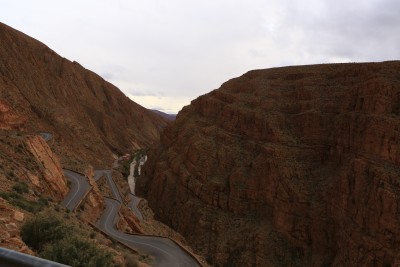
[0,22,168,168]
[138,61,400,266]
[0,100,25,130]
[25,135,68,201]
[0,197,32,255]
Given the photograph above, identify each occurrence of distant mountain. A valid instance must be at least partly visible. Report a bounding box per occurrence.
[151,110,176,121]
[0,22,168,168]
[138,61,400,266]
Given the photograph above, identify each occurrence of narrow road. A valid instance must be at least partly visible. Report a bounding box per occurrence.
[97,198,199,267]
[61,169,201,267]
[60,170,90,211]
[39,132,53,141]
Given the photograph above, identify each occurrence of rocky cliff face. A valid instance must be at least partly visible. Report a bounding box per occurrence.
[25,135,68,201]
[0,22,167,167]
[0,197,32,255]
[0,133,69,251]
[138,61,400,266]
[0,134,68,201]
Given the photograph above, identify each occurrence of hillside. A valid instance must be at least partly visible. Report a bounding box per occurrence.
[0,22,194,266]
[138,61,400,266]
[0,22,168,169]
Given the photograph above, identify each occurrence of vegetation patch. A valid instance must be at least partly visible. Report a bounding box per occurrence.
[0,191,47,213]
[12,181,29,194]
[119,160,131,180]
[21,211,119,267]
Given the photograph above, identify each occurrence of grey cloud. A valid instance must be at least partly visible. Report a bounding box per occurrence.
[248,1,394,67]
[3,0,400,113]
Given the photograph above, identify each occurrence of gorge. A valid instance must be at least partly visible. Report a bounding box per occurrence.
[1,20,400,267]
[138,61,400,267]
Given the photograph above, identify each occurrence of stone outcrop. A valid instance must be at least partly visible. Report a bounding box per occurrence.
[138,61,400,266]
[0,22,168,168]
[0,100,25,130]
[25,135,68,201]
[0,197,33,255]
[79,167,105,223]
[0,134,68,202]
[117,205,142,234]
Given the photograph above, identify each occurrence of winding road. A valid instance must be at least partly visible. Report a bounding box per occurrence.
[48,133,199,266]
[60,170,90,211]
[62,168,200,266]
[98,198,199,267]
[40,132,53,142]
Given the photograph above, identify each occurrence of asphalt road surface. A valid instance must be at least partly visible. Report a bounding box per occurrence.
[60,170,91,211]
[40,132,53,141]
[97,198,200,267]
[61,169,200,266]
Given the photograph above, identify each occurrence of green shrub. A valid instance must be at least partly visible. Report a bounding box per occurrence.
[124,253,138,267]
[40,236,116,267]
[38,197,49,206]
[21,212,72,251]
[21,212,120,266]
[0,191,45,213]
[9,197,43,213]
[12,181,29,194]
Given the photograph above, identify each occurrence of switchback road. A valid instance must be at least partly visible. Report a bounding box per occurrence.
[39,132,52,141]
[60,170,90,211]
[97,198,199,267]
[62,169,200,266]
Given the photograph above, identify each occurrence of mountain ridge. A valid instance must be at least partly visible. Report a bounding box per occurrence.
[0,22,168,168]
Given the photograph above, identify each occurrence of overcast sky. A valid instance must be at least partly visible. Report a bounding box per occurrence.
[3,0,399,113]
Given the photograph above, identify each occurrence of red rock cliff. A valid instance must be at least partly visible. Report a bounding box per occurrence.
[0,22,168,167]
[138,61,400,266]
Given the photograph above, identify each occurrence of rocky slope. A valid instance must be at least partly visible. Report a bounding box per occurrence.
[0,133,69,252]
[0,197,33,255]
[0,22,169,265]
[0,22,168,168]
[138,61,400,266]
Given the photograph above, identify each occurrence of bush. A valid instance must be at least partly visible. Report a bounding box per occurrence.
[21,211,120,267]
[12,181,29,194]
[124,253,138,267]
[9,197,44,213]
[40,236,116,267]
[8,171,15,179]
[21,212,72,251]
[0,191,45,213]
[38,197,49,206]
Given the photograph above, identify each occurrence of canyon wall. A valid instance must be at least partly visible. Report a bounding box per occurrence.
[138,61,400,266]
[0,22,168,167]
